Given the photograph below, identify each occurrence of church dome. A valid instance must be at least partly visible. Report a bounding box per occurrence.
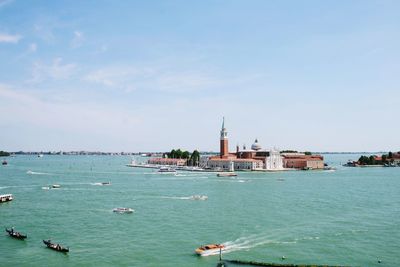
[251,139,262,151]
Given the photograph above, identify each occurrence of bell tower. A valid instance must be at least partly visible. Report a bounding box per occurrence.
[220,117,229,158]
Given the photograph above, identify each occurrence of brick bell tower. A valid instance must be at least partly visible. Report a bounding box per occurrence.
[220,117,229,158]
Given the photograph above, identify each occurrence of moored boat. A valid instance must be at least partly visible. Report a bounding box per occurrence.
[195,244,225,256]
[5,228,27,239]
[0,194,13,203]
[43,239,69,252]
[113,207,134,213]
[158,167,177,174]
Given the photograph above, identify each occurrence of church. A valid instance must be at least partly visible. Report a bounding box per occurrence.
[207,118,285,171]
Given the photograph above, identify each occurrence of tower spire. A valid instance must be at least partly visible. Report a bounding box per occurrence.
[220,117,228,157]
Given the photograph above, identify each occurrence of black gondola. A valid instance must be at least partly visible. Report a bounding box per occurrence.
[43,239,69,253]
[5,228,27,239]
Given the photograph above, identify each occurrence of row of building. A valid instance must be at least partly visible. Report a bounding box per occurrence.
[148,118,325,171]
[205,118,324,171]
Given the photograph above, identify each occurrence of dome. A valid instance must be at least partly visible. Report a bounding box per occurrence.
[251,139,262,151]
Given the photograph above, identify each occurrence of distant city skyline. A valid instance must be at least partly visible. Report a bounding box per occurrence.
[1,1,399,152]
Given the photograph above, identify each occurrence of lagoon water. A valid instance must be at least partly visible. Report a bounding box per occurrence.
[0,154,399,266]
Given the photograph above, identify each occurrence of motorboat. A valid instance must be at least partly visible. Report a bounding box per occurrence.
[113,207,134,214]
[5,228,27,240]
[190,195,208,201]
[101,182,111,185]
[195,244,225,256]
[43,239,69,253]
[158,167,177,174]
[0,194,13,203]
[51,184,61,189]
[217,172,237,177]
[2,160,7,165]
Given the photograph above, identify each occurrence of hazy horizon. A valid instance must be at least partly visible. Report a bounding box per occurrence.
[1,1,399,152]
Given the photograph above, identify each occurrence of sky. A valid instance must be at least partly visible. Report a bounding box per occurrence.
[0,0,399,152]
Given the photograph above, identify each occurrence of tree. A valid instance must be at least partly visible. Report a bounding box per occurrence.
[382,154,387,163]
[175,149,183,159]
[304,151,312,155]
[189,150,200,166]
[0,151,10,157]
[369,155,376,165]
[182,151,190,159]
[388,151,393,158]
[169,149,176,158]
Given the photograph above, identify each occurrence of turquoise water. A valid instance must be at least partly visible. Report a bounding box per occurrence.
[0,154,399,267]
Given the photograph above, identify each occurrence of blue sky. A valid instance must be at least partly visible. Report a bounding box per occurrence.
[0,0,399,152]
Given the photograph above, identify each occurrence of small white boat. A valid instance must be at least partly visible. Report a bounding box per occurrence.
[190,195,208,201]
[38,154,44,158]
[217,172,237,177]
[158,167,177,174]
[195,244,225,256]
[113,207,134,214]
[0,194,13,203]
[51,184,61,189]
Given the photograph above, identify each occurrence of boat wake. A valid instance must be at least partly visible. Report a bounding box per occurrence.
[91,182,111,186]
[27,170,51,175]
[160,195,208,201]
[215,179,250,183]
[221,233,299,254]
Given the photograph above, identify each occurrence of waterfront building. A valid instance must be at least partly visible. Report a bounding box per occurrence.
[282,154,324,169]
[147,158,186,166]
[207,118,285,171]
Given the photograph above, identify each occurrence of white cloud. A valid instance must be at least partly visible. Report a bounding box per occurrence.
[71,31,84,48]
[29,43,37,52]
[33,17,59,42]
[84,66,219,93]
[30,58,77,83]
[0,0,13,8]
[0,33,22,43]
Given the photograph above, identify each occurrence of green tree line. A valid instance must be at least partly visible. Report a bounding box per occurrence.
[0,151,10,157]
[164,149,200,166]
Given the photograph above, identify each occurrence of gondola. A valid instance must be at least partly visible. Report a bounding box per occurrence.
[43,239,69,253]
[5,228,27,240]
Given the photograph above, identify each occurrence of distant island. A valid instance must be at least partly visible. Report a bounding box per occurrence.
[344,152,400,167]
[0,151,10,157]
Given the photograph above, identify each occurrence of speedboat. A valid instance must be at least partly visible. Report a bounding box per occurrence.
[43,239,69,252]
[195,244,225,256]
[158,167,177,174]
[51,184,61,189]
[113,207,134,213]
[190,195,208,201]
[101,182,111,185]
[5,228,27,240]
[2,160,7,165]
